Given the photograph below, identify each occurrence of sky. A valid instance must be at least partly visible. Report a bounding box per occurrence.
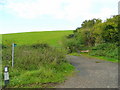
[0,0,119,34]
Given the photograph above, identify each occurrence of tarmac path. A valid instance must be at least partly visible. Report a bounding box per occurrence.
[56,55,118,88]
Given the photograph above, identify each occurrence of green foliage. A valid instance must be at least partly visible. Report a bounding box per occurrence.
[2,44,74,88]
[6,61,74,88]
[62,37,81,53]
[81,19,102,28]
[2,44,66,70]
[81,53,118,63]
[90,43,118,59]
[76,18,102,46]
[76,15,119,45]
[64,15,119,60]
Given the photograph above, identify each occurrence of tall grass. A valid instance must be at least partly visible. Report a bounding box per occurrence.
[2,43,74,88]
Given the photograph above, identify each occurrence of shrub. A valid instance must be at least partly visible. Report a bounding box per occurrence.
[62,37,79,53]
[90,43,118,59]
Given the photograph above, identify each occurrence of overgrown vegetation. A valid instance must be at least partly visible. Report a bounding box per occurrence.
[63,15,119,61]
[2,44,74,88]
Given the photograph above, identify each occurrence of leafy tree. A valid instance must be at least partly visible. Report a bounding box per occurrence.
[77,18,102,46]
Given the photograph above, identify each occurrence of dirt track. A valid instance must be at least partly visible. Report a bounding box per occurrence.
[56,55,118,88]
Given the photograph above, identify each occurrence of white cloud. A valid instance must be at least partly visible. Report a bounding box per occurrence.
[4,0,64,19]
[2,0,119,21]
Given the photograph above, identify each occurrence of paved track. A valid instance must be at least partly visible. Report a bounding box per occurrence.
[56,55,118,88]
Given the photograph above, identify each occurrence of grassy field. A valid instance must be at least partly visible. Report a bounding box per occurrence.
[1,30,75,88]
[2,30,73,47]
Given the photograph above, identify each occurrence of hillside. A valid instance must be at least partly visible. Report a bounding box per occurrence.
[2,30,73,47]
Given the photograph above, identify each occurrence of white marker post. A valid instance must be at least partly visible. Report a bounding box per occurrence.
[4,66,9,87]
[12,43,14,67]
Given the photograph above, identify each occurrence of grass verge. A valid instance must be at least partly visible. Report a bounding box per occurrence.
[82,53,118,63]
[4,62,74,88]
[68,52,118,63]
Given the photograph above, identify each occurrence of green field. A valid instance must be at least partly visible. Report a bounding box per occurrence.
[2,30,73,47]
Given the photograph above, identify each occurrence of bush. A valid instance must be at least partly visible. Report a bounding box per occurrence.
[62,37,80,53]
[90,43,118,59]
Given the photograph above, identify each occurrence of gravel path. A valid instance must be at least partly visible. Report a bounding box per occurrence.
[56,55,118,88]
